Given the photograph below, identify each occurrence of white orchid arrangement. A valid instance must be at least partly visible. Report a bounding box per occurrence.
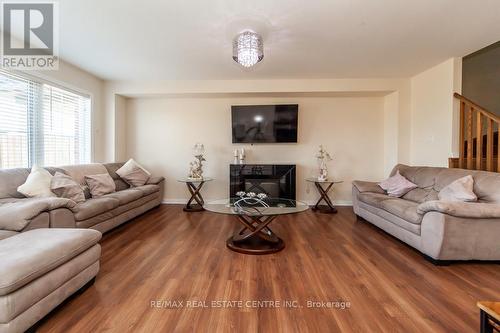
[316,145,332,181]
[316,145,332,162]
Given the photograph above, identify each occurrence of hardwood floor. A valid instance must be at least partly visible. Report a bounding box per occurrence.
[38,205,500,332]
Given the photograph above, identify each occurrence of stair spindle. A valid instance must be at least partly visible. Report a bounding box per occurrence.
[459,101,465,169]
[467,107,473,170]
[476,112,482,170]
[487,119,494,172]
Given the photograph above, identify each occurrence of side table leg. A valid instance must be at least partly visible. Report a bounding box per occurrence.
[184,182,205,212]
[312,182,337,214]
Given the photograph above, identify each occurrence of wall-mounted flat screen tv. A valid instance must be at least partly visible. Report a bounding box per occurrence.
[231,104,298,143]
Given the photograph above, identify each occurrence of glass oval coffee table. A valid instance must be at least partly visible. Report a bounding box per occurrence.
[204,197,309,255]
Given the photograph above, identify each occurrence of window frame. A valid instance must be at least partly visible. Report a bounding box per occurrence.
[0,69,94,167]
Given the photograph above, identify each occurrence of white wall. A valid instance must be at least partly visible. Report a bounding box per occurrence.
[383,91,400,175]
[125,95,385,204]
[410,58,462,166]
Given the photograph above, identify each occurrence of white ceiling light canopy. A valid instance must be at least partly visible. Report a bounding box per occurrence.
[232,30,264,68]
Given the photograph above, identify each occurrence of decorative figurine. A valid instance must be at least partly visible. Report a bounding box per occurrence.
[316,145,332,181]
[188,143,206,180]
[238,148,246,164]
[233,149,239,164]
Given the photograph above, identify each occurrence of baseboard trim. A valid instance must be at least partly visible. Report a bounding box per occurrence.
[161,199,353,206]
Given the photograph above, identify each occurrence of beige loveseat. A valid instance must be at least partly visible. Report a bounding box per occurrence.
[0,162,164,236]
[353,164,500,262]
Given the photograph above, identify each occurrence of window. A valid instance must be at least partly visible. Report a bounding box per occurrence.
[0,71,91,168]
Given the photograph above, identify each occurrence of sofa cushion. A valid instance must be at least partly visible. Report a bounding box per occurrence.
[59,163,108,186]
[0,228,101,296]
[0,168,30,199]
[380,198,422,225]
[111,192,159,217]
[76,210,116,228]
[358,193,422,224]
[0,198,24,204]
[402,187,438,203]
[72,197,119,221]
[357,200,422,235]
[103,189,143,205]
[0,230,17,241]
[135,184,160,196]
[358,192,388,207]
[147,176,165,185]
[352,180,385,194]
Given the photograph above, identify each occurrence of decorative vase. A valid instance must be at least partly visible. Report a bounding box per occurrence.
[318,159,328,181]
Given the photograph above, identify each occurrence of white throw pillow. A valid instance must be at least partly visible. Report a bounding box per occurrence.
[379,170,418,197]
[17,165,55,198]
[116,158,151,187]
[438,175,477,202]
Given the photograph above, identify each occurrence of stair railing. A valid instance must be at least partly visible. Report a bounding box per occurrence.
[454,93,500,172]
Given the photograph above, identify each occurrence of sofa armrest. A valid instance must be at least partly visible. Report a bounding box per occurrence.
[417,200,500,219]
[0,197,76,232]
[352,180,385,194]
[147,176,165,185]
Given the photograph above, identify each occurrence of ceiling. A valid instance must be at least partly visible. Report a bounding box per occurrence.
[53,0,500,81]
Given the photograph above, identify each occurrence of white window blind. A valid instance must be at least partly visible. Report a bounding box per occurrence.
[0,71,91,169]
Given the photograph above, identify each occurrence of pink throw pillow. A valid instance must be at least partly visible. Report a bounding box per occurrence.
[379,171,418,197]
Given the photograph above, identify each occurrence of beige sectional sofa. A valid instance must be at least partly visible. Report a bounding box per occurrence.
[0,162,164,332]
[353,164,500,262]
[0,162,164,235]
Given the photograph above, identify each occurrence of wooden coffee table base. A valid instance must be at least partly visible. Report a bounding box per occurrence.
[227,214,285,255]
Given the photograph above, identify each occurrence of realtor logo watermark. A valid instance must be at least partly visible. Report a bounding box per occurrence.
[1,1,59,70]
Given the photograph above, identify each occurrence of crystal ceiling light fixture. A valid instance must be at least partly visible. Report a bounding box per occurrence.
[232,30,264,68]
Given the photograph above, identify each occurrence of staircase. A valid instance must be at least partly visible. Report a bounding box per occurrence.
[449,93,500,172]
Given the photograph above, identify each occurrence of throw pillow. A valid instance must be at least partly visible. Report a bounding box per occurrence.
[116,158,151,187]
[17,165,55,198]
[85,173,116,197]
[50,172,86,203]
[379,171,418,197]
[438,175,477,202]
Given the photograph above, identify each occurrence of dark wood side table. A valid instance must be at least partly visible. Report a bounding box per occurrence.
[306,178,343,214]
[177,178,213,212]
[477,301,500,333]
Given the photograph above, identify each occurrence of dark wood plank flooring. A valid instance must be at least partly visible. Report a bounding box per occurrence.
[38,205,500,332]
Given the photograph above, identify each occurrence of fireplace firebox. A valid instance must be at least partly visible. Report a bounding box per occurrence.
[229,164,296,200]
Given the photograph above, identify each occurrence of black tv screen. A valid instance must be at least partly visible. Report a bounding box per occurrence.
[231,104,298,143]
